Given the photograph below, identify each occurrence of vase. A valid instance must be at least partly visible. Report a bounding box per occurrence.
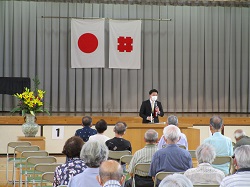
[22,114,39,137]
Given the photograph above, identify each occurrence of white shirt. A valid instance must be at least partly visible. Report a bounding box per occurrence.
[184,163,225,184]
[88,133,110,145]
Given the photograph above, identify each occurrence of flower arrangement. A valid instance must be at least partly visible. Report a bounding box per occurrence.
[11,77,50,116]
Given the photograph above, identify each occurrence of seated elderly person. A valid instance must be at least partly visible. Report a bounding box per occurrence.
[157,115,188,150]
[220,145,250,187]
[233,129,250,150]
[68,141,109,187]
[89,119,110,144]
[184,143,225,184]
[159,174,193,187]
[97,160,125,187]
[53,136,87,186]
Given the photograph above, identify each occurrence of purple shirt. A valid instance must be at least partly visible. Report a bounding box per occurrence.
[157,133,188,150]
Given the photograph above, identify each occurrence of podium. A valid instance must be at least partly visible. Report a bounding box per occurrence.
[123,123,200,153]
[17,136,46,150]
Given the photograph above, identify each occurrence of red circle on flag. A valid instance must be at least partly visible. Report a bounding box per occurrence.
[78,33,98,53]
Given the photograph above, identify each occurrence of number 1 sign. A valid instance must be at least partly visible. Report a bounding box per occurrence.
[52,126,64,139]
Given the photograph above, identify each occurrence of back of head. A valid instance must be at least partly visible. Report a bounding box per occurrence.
[195,143,216,164]
[234,145,250,169]
[234,129,246,139]
[163,125,181,143]
[144,129,158,143]
[114,121,127,135]
[99,160,123,183]
[159,174,193,187]
[80,141,108,168]
[82,116,92,127]
[95,119,107,133]
[210,116,223,130]
[62,136,84,158]
[167,115,178,126]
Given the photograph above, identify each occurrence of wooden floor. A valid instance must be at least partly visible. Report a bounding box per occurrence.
[0,155,66,187]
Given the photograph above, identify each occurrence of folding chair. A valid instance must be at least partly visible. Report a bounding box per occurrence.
[40,172,54,186]
[120,155,133,179]
[212,156,232,175]
[132,163,151,187]
[153,171,184,187]
[17,151,49,186]
[22,156,57,187]
[108,150,131,161]
[178,145,186,149]
[193,185,219,187]
[120,155,133,165]
[31,163,62,186]
[11,145,40,186]
[188,150,196,158]
[6,141,31,181]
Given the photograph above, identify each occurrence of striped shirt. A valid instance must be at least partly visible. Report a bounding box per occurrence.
[220,169,250,187]
[128,144,158,176]
[103,180,122,187]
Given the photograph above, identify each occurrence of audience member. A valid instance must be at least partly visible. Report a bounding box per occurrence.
[159,174,193,187]
[97,160,125,187]
[184,143,225,184]
[75,116,97,142]
[53,136,87,186]
[125,129,158,187]
[149,125,192,184]
[157,115,188,150]
[89,119,110,144]
[203,116,233,175]
[220,145,250,187]
[105,121,132,152]
[233,129,250,150]
[68,141,108,187]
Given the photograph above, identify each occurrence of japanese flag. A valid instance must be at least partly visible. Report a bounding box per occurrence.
[71,19,105,68]
[109,20,141,69]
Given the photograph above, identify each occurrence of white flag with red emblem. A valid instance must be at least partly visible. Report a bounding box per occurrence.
[71,19,105,68]
[109,20,141,69]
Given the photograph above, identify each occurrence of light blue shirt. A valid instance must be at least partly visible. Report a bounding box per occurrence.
[203,132,233,175]
[157,133,188,150]
[68,167,101,187]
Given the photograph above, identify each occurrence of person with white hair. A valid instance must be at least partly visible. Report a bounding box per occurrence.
[203,116,233,175]
[220,145,250,187]
[159,173,193,187]
[184,143,225,184]
[149,125,192,185]
[68,141,109,187]
[233,129,250,150]
[157,115,188,150]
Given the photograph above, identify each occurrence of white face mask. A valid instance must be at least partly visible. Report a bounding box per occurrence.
[151,96,158,101]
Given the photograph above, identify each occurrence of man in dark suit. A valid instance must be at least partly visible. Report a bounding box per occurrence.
[139,89,164,123]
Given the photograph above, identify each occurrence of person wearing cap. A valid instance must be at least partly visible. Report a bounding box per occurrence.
[203,116,233,175]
